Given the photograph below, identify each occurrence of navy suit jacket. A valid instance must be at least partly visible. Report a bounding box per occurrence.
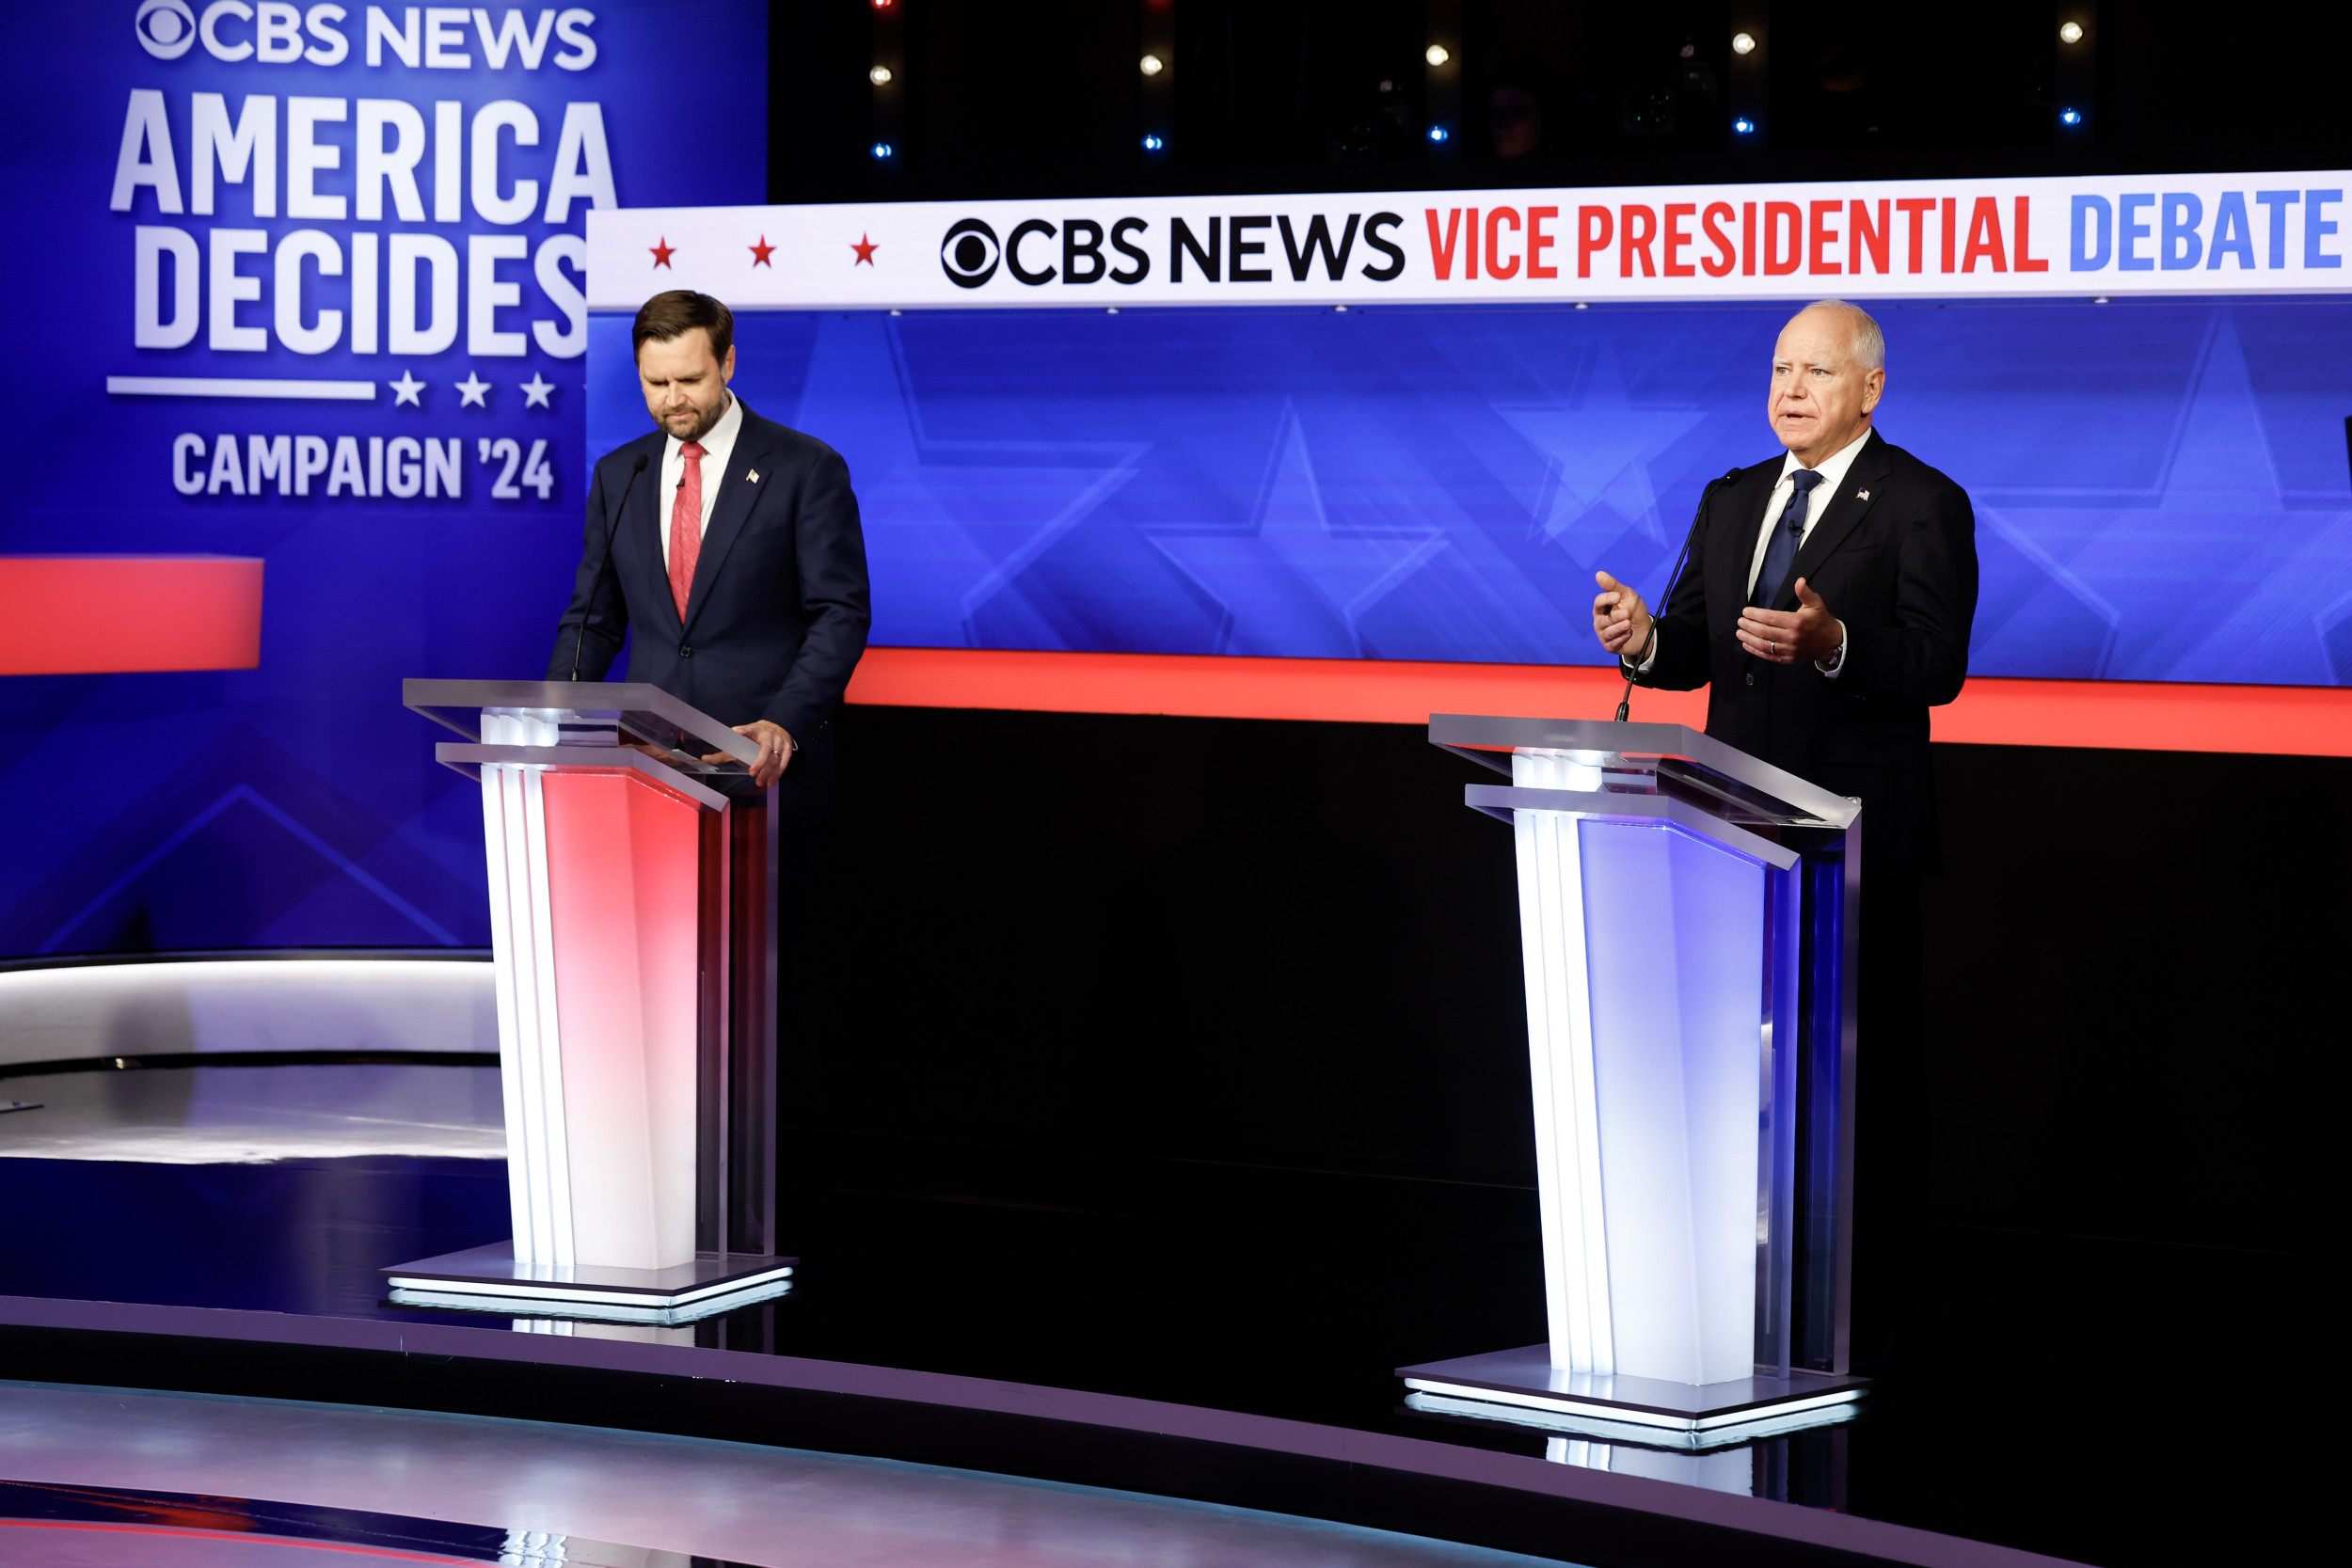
[548,400,871,818]
[1634,429,1978,877]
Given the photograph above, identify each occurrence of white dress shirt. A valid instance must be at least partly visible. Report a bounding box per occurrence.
[1743,428,1873,599]
[658,392,742,572]
[1629,425,1872,677]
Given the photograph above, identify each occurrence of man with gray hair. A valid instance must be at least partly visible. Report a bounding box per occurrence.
[1591,299,1978,1366]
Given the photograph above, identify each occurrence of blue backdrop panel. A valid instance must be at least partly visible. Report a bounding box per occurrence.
[587,299,2352,686]
[0,4,764,956]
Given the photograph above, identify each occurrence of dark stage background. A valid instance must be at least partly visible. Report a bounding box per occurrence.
[785,705,2341,1255]
[762,704,2337,1560]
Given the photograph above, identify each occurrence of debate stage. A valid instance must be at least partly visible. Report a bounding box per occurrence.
[0,959,2315,1568]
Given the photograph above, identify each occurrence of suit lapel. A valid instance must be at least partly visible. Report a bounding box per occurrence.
[681,404,778,632]
[1775,431,1892,610]
[1715,461,1778,612]
[622,436,679,632]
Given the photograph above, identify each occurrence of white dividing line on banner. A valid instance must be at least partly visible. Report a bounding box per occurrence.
[107,376,380,401]
[589,170,2352,312]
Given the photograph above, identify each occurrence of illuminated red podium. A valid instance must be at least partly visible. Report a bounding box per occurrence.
[384,680,791,1323]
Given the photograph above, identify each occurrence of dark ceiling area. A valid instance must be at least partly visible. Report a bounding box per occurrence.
[767,1,2352,203]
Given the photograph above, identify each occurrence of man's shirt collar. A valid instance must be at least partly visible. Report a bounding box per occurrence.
[1778,425,1873,493]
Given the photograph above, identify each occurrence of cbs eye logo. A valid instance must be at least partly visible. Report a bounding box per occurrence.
[940,219,1000,289]
[135,0,198,59]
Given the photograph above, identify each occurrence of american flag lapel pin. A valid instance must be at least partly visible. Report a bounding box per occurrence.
[747,468,760,483]
[1856,488,1869,500]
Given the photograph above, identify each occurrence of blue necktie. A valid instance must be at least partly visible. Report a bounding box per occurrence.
[1750,467,1824,607]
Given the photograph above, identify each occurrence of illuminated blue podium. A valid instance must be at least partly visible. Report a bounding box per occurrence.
[1400,717,1868,1436]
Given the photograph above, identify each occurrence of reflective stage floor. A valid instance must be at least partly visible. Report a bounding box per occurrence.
[0,1054,2322,1567]
[0,1386,1563,1568]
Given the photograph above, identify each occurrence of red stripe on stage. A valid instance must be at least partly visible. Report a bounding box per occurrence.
[845,647,2352,757]
[0,557,263,675]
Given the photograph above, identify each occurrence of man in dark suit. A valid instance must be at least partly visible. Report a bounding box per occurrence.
[549,290,870,818]
[1591,299,1979,1364]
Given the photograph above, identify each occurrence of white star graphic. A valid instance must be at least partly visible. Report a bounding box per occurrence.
[519,372,555,409]
[1146,404,1444,657]
[454,370,491,408]
[389,370,424,406]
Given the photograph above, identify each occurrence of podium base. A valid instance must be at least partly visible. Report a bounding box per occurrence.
[1398,1344,1867,1435]
[383,1242,795,1326]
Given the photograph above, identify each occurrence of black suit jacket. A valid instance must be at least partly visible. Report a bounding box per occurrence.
[548,400,872,822]
[1635,429,1978,877]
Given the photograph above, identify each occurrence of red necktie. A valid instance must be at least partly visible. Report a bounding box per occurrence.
[668,440,705,618]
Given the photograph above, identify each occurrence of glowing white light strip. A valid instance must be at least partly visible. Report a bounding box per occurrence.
[518,767,574,1267]
[389,1276,793,1326]
[1402,1378,1863,1433]
[385,1264,794,1307]
[1408,1389,1860,1449]
[495,759,554,1262]
[0,959,490,996]
[480,763,538,1267]
[1512,752,1613,1377]
[106,375,377,400]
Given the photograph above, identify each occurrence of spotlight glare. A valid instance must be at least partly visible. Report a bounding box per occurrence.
[1140,54,1164,76]
[1424,43,1450,67]
[2059,107,2082,126]
[1733,117,1756,135]
[1731,31,1756,55]
[868,65,892,85]
[871,141,894,160]
[1141,133,1165,151]
[1426,125,1449,143]
[2059,20,2084,43]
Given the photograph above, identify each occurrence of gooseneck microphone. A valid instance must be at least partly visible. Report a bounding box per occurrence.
[1614,467,1743,722]
[568,453,650,682]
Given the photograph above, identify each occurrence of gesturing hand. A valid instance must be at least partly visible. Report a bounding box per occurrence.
[1736,578,1843,665]
[1593,570,1655,661]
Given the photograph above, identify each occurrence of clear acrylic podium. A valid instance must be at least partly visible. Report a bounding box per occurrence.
[1398,716,1869,1435]
[382,680,793,1323]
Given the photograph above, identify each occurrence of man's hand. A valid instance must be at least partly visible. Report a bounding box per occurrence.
[1737,578,1843,665]
[707,719,793,787]
[1593,571,1655,662]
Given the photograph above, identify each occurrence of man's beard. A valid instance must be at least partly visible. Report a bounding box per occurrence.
[661,393,729,443]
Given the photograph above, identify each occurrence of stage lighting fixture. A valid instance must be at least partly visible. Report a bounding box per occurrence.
[1426,125,1450,142]
[1425,44,1450,66]
[869,66,892,85]
[1732,31,1756,55]
[1141,134,1166,150]
[2059,107,2082,125]
[871,141,895,160]
[1140,54,1164,75]
[1733,116,1756,135]
[2059,20,2084,42]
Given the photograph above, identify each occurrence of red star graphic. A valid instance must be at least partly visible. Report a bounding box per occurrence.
[850,233,880,266]
[749,235,775,267]
[649,237,675,269]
